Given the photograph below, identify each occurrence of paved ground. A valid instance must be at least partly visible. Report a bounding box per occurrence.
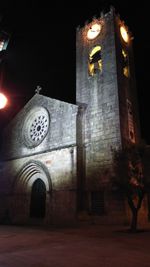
[0,223,150,267]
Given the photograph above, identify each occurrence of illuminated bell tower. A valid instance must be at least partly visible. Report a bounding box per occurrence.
[76,7,140,213]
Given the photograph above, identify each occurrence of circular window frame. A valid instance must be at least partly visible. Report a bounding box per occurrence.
[23,106,50,148]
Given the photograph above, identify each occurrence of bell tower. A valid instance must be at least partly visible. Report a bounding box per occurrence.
[76,7,140,213]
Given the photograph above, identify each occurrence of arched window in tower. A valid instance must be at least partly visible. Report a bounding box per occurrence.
[88,46,102,76]
[122,49,129,77]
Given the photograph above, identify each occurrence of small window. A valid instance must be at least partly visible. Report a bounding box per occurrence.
[127,99,135,143]
[122,49,129,77]
[88,46,102,76]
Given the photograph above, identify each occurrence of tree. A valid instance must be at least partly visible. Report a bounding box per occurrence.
[139,145,150,222]
[112,144,150,232]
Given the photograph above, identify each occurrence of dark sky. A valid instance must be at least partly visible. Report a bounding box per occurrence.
[0,1,150,143]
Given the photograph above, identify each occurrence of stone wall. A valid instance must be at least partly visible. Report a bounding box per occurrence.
[76,10,121,194]
[0,146,77,225]
[0,94,78,225]
[114,15,141,145]
[1,94,78,160]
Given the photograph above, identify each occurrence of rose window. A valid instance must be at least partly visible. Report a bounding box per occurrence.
[23,107,50,147]
[30,115,48,142]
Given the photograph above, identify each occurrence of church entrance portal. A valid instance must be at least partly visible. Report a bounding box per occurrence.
[30,178,46,218]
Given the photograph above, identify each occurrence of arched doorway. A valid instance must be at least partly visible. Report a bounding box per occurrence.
[11,161,51,224]
[30,178,46,218]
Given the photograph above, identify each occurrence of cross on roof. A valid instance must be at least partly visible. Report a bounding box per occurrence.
[35,85,42,94]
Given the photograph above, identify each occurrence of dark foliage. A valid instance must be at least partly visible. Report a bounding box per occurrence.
[112,143,150,232]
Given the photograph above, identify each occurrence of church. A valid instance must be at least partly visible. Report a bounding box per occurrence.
[0,7,143,225]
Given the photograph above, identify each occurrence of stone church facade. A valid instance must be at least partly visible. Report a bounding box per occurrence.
[0,7,142,225]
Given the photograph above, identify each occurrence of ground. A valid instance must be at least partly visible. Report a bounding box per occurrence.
[0,223,150,267]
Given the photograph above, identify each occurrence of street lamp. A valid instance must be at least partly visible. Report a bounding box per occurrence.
[0,92,7,109]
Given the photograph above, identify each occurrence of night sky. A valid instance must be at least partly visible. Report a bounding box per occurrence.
[0,1,149,143]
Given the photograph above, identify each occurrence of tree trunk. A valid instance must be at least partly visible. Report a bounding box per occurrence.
[147,193,150,221]
[130,209,138,232]
[127,193,144,232]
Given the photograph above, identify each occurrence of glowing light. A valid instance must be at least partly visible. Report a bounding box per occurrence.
[120,26,129,43]
[122,49,127,59]
[89,46,101,60]
[0,41,5,51]
[88,46,102,76]
[88,62,94,76]
[87,23,101,40]
[123,66,129,77]
[0,93,8,109]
